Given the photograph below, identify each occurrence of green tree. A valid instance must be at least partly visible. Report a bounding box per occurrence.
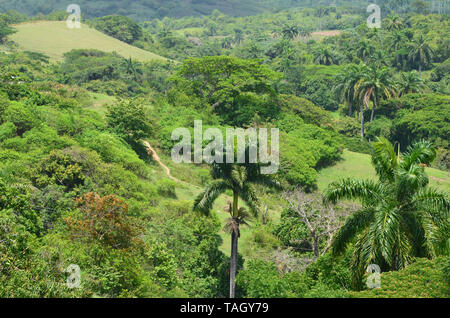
[92,15,143,44]
[170,56,280,125]
[193,156,279,298]
[106,99,152,144]
[324,138,449,289]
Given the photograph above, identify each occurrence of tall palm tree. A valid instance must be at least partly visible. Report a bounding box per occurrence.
[234,29,244,45]
[314,6,330,31]
[354,65,395,123]
[334,64,363,117]
[397,71,426,97]
[388,30,407,68]
[408,35,434,78]
[324,138,449,289]
[193,153,279,298]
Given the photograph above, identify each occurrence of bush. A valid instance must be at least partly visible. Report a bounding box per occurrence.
[349,257,450,298]
[156,179,177,198]
[0,122,16,141]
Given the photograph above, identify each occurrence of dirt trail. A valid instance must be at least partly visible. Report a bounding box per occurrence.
[143,140,181,182]
[143,141,201,189]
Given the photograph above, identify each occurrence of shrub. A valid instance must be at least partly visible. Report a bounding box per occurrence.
[156,179,177,198]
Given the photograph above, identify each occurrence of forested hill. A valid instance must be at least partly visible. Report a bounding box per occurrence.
[0,0,373,20]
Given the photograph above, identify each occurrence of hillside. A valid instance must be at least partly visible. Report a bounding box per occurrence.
[0,5,449,301]
[10,21,166,62]
[0,0,369,20]
[317,150,450,193]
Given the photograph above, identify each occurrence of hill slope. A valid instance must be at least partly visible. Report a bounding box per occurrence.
[317,150,450,193]
[10,21,166,62]
[0,0,367,20]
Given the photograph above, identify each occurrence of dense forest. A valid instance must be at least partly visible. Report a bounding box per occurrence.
[0,0,449,299]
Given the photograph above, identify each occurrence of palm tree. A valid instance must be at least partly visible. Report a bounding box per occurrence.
[234,29,244,45]
[408,35,434,78]
[222,37,233,49]
[315,6,330,31]
[369,49,390,68]
[193,153,279,298]
[324,138,449,289]
[354,65,395,123]
[281,24,300,41]
[313,46,337,65]
[356,39,375,62]
[384,14,404,31]
[397,71,426,97]
[299,27,312,39]
[388,30,407,68]
[334,64,363,117]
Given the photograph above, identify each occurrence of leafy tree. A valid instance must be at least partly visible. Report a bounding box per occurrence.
[170,56,280,125]
[92,15,143,44]
[0,21,16,43]
[324,138,449,289]
[106,99,152,145]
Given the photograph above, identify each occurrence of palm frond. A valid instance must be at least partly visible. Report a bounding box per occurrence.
[401,140,436,170]
[193,180,229,215]
[323,178,386,205]
[239,184,260,218]
[410,187,450,212]
[372,137,398,182]
[331,208,375,256]
[372,205,402,266]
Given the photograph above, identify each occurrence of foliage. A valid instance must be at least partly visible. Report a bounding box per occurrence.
[349,257,450,298]
[91,15,143,44]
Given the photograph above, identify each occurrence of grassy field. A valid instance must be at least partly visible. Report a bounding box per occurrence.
[317,150,450,193]
[10,21,167,62]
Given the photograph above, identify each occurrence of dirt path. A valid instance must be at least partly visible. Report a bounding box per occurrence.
[143,140,181,182]
[143,140,202,190]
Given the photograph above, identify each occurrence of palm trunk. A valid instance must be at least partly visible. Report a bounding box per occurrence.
[418,63,422,79]
[370,97,377,122]
[360,104,365,140]
[230,225,238,298]
[229,191,239,298]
